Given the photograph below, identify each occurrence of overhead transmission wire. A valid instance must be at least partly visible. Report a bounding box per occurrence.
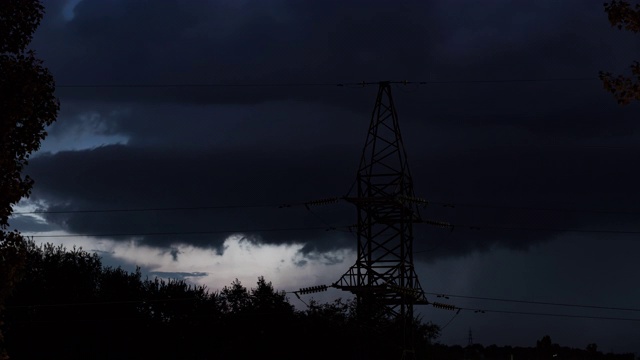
[449,307,640,322]
[439,308,462,332]
[21,222,640,240]
[57,82,340,89]
[286,283,640,323]
[13,198,346,215]
[54,77,599,89]
[427,201,640,216]
[426,292,640,313]
[426,291,640,322]
[428,301,640,322]
[21,225,348,239]
[12,203,288,215]
[17,196,640,239]
[15,198,640,217]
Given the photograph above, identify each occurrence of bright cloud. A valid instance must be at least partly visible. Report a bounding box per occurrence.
[27,233,355,302]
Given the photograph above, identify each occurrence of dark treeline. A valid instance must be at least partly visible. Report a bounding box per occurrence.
[2,241,439,359]
[2,242,636,359]
[430,336,636,360]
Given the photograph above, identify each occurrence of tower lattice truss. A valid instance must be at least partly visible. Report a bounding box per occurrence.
[334,81,428,320]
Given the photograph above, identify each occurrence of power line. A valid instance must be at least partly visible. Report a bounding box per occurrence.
[14,198,640,217]
[55,77,599,89]
[425,292,640,312]
[439,309,462,332]
[17,220,640,241]
[429,201,640,216]
[454,306,640,322]
[12,203,285,215]
[21,222,640,242]
[56,82,341,88]
[21,225,348,238]
[416,77,597,85]
[12,200,325,215]
[14,196,640,238]
[454,224,640,235]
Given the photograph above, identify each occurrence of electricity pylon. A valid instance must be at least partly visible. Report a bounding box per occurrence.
[333,81,428,359]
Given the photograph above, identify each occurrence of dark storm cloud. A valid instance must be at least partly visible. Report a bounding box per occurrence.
[22,0,640,260]
[35,1,637,104]
[44,101,125,140]
[8,214,61,233]
[98,100,366,150]
[407,141,640,260]
[33,0,640,145]
[25,134,640,260]
[27,144,357,252]
[33,0,637,108]
[34,0,441,106]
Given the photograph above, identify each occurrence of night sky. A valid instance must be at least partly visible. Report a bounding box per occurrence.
[9,0,640,354]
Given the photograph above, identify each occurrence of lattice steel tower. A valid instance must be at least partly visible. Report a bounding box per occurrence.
[334,81,428,359]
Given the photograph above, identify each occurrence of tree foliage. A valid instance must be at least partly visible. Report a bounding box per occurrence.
[7,243,636,359]
[599,1,640,104]
[0,0,58,226]
[0,0,59,358]
[2,242,441,359]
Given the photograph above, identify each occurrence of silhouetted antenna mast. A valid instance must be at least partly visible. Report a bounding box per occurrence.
[333,81,427,359]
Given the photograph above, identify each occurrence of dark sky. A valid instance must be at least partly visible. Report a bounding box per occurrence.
[10,0,640,354]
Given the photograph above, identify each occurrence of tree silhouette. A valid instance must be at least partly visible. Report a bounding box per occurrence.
[219,278,251,314]
[3,242,445,359]
[4,242,104,358]
[599,1,640,104]
[535,334,558,359]
[300,298,358,359]
[13,244,634,360]
[0,1,59,357]
[4,241,219,359]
